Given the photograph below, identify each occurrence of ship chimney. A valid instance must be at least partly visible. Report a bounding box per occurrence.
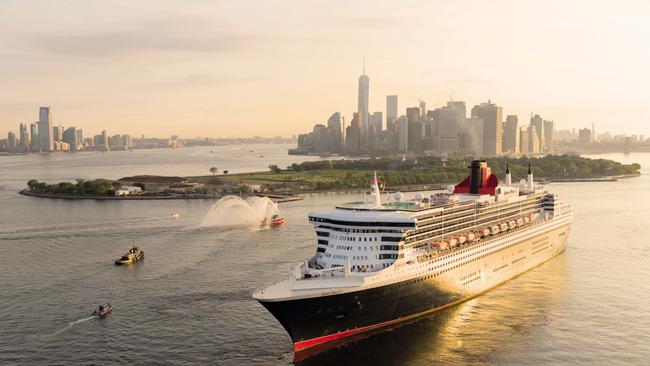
[527,163,534,190]
[470,160,484,194]
[505,163,512,186]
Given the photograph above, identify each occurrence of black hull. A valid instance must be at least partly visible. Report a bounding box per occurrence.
[258,275,459,351]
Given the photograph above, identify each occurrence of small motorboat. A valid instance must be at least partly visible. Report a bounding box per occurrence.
[169,213,180,219]
[93,303,112,318]
[115,246,144,265]
[270,214,286,226]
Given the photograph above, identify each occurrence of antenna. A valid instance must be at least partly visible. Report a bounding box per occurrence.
[363,57,366,75]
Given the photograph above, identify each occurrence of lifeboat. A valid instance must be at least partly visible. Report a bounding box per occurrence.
[458,235,467,245]
[449,238,458,248]
[500,223,508,231]
[490,225,500,235]
[467,232,476,242]
[440,241,449,250]
[523,216,530,224]
[516,218,524,226]
[481,228,490,237]
[508,221,517,229]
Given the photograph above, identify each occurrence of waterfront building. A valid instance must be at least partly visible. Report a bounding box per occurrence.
[578,128,592,144]
[529,127,541,153]
[530,114,544,150]
[7,131,17,152]
[327,112,344,154]
[121,134,133,150]
[309,124,328,154]
[53,125,64,143]
[19,123,30,149]
[30,123,39,151]
[503,115,519,153]
[370,111,383,134]
[520,126,530,154]
[357,68,369,137]
[386,95,398,132]
[471,100,502,156]
[397,115,408,152]
[345,121,361,155]
[38,107,54,152]
[591,123,596,142]
[467,116,484,156]
[63,127,78,151]
[543,120,554,151]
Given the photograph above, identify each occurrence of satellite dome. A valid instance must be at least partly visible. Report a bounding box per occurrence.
[394,192,403,202]
[414,192,424,201]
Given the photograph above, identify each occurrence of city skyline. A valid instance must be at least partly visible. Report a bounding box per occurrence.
[3,1,650,138]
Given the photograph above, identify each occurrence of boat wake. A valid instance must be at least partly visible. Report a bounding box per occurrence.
[200,195,278,228]
[49,316,98,337]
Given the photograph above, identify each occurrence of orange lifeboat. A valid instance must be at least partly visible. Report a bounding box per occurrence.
[481,228,490,237]
[490,225,500,235]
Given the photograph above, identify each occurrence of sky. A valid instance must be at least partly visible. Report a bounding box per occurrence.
[2,0,650,138]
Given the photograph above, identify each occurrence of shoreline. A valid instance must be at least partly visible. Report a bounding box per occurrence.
[18,189,303,203]
[17,173,640,201]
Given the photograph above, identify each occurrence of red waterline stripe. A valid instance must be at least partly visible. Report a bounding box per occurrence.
[293,297,462,352]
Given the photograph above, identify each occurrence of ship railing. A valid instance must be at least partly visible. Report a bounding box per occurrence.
[295,262,346,280]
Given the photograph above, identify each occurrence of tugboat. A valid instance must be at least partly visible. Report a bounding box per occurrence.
[93,303,112,318]
[115,246,144,265]
[270,214,286,226]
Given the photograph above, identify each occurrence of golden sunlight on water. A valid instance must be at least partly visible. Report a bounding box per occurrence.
[0,150,649,365]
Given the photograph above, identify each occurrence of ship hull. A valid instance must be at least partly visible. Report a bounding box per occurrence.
[257,223,571,352]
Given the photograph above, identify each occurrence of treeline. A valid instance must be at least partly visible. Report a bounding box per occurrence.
[282,155,640,191]
[288,155,640,178]
[27,179,118,196]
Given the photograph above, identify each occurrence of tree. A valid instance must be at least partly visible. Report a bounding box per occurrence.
[268,164,281,173]
[210,167,218,176]
[240,184,252,193]
[223,170,229,175]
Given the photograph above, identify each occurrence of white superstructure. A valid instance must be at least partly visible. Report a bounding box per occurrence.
[255,162,572,302]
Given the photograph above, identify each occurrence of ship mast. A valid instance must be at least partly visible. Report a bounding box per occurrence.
[370,172,381,208]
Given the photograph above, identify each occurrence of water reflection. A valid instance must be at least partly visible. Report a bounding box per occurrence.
[295,254,568,366]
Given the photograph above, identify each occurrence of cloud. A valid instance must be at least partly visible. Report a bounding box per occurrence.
[25,15,260,59]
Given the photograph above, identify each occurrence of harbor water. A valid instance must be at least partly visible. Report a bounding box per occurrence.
[1,147,649,365]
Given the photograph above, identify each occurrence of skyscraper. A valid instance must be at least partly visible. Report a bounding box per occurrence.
[519,126,530,154]
[529,114,544,150]
[38,107,54,152]
[397,116,408,152]
[503,115,519,153]
[327,112,344,153]
[19,123,30,148]
[543,120,554,151]
[386,95,398,132]
[7,131,17,152]
[63,127,78,151]
[370,112,383,133]
[30,122,39,151]
[357,66,369,137]
[471,100,503,156]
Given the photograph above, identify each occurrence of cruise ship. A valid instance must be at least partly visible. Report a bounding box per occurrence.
[253,160,573,353]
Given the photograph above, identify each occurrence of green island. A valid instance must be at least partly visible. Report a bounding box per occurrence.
[21,155,641,199]
[219,155,641,191]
